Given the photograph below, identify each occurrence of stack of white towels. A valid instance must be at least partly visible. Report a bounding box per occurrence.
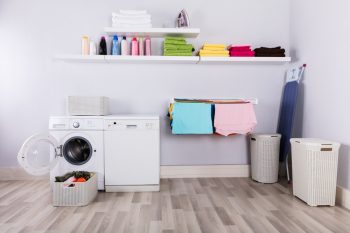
[112,10,152,28]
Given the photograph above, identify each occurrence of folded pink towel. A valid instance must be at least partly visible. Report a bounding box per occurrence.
[230,51,255,57]
[228,45,251,52]
[214,103,257,136]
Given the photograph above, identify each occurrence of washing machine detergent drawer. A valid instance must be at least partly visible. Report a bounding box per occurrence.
[104,119,160,186]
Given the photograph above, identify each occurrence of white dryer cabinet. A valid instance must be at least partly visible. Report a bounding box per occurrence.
[104,115,160,192]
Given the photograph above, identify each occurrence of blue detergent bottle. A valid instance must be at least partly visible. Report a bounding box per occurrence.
[112,35,119,55]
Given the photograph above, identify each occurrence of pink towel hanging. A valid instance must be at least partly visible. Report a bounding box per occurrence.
[214,103,257,136]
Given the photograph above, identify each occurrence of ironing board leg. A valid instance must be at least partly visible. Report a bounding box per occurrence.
[286,154,290,182]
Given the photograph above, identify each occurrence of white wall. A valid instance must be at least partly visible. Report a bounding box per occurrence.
[290,0,350,189]
[0,0,290,167]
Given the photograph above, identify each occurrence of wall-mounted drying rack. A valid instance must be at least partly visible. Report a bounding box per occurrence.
[170,98,259,105]
[168,97,258,135]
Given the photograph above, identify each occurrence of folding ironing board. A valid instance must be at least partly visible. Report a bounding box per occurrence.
[277,64,306,180]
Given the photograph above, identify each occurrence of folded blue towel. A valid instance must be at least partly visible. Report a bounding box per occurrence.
[172,102,213,134]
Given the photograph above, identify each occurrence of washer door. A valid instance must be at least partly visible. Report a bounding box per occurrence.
[62,136,92,165]
[18,133,61,176]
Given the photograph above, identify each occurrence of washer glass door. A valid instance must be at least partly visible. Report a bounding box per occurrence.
[18,133,60,176]
[63,136,92,165]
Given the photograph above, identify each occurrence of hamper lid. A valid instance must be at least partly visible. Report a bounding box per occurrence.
[290,138,341,147]
[250,134,281,138]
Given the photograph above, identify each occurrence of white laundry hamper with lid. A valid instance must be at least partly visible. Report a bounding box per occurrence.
[250,134,281,183]
[290,138,340,206]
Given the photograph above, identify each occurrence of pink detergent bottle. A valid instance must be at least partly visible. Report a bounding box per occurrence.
[131,37,139,56]
[145,37,151,56]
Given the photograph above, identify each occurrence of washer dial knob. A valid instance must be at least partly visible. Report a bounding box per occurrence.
[73,122,80,128]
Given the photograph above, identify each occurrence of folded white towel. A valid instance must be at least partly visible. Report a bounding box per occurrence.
[112,23,152,28]
[112,19,152,24]
[112,13,151,19]
[111,10,152,28]
[112,17,151,23]
[119,10,147,15]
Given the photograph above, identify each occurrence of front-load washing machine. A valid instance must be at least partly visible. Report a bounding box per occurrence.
[17,116,105,190]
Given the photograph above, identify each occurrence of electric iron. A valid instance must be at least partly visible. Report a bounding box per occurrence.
[176,9,190,28]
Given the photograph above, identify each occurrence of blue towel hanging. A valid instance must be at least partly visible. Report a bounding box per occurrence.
[171,102,213,134]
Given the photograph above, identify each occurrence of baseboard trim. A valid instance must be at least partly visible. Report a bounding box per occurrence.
[0,167,48,181]
[0,165,250,181]
[336,185,350,210]
[160,165,250,178]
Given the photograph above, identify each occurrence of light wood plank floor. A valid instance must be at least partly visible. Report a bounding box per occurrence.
[0,178,350,233]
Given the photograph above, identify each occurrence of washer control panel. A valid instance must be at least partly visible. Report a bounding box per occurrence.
[49,117,104,130]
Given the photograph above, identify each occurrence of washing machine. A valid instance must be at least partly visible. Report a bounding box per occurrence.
[17,116,105,190]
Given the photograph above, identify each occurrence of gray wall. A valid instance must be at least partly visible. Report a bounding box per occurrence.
[0,0,290,167]
[290,0,350,189]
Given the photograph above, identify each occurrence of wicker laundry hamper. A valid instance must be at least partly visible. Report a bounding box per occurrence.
[52,172,97,207]
[250,134,281,183]
[290,138,340,206]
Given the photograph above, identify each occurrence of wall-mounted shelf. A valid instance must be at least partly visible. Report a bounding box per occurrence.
[105,55,199,64]
[54,54,105,63]
[55,55,199,64]
[199,56,291,64]
[104,27,200,38]
[54,55,291,64]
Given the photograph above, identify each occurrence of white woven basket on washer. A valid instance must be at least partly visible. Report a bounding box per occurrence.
[291,138,340,206]
[67,96,109,116]
[250,134,281,183]
[52,173,97,207]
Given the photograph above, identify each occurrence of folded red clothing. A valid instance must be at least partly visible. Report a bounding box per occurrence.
[228,45,251,52]
[230,51,255,57]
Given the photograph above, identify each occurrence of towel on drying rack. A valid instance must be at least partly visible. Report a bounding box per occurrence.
[214,103,257,136]
[171,102,213,134]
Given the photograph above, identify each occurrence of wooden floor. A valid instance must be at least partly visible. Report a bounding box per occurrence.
[0,178,350,233]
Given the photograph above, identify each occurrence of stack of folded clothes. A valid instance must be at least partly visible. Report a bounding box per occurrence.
[198,43,229,57]
[112,10,152,28]
[228,45,255,57]
[254,46,286,57]
[163,37,194,56]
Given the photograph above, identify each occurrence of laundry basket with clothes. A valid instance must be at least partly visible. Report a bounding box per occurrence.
[53,171,97,207]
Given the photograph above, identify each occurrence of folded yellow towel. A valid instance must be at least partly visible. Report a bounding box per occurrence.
[199,54,230,57]
[202,46,226,51]
[203,43,226,48]
[199,50,229,55]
